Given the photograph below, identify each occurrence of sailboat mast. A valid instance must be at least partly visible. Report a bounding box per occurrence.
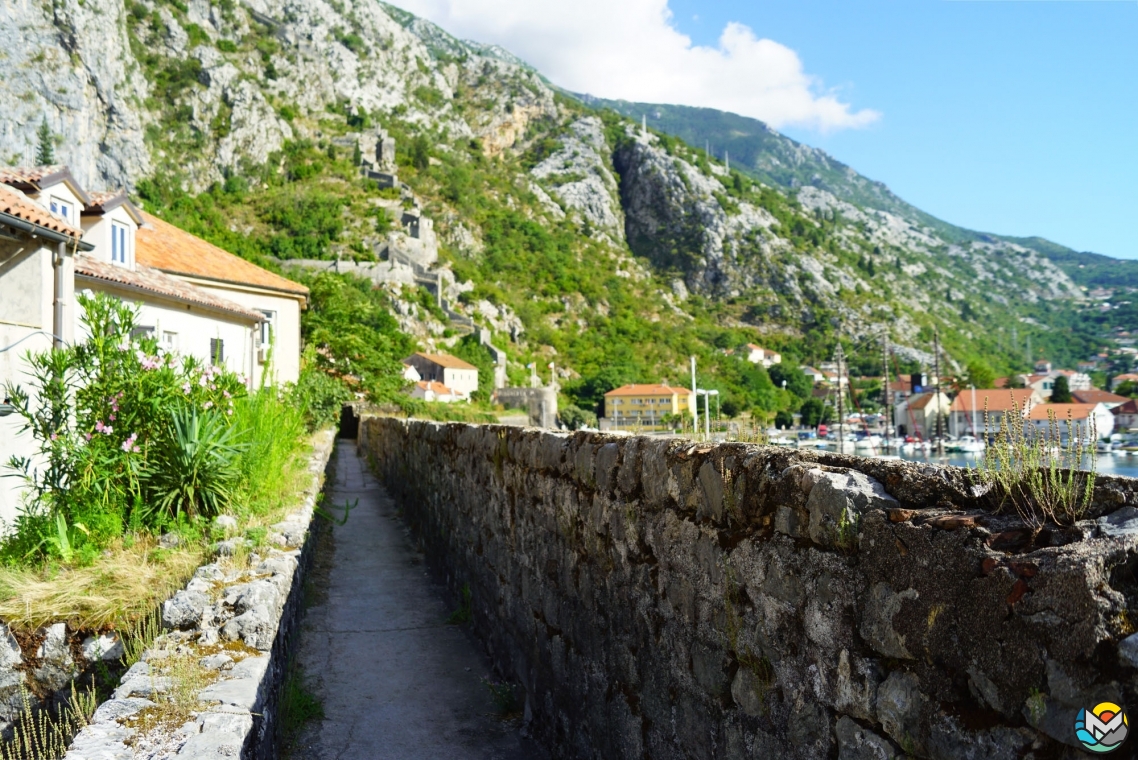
[835,340,845,452]
[934,327,943,450]
[883,331,890,451]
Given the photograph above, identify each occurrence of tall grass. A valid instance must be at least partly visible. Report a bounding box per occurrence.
[980,399,1096,530]
[231,389,308,515]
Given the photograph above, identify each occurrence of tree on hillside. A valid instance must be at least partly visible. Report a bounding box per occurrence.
[36,117,54,166]
[1051,374,1073,403]
[1114,380,1138,398]
[965,360,997,390]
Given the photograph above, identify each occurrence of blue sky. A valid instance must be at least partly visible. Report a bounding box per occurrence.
[395,0,1138,258]
[665,0,1138,258]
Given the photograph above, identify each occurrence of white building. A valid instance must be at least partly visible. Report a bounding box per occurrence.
[948,388,1042,438]
[0,181,90,525]
[135,213,308,386]
[410,380,460,403]
[1027,403,1114,443]
[403,353,478,400]
[743,344,781,368]
[1019,370,1093,400]
[893,391,951,439]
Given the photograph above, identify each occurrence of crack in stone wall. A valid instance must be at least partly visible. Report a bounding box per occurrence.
[360,417,1138,760]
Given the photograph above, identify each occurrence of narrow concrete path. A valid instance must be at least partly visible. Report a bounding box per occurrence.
[293,442,545,760]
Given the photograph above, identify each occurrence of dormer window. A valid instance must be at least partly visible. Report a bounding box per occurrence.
[49,197,72,220]
[111,221,129,265]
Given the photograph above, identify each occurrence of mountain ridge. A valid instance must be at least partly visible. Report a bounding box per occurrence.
[580,96,1138,289]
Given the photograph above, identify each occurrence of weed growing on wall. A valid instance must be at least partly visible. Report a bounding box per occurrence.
[979,398,1096,530]
[0,682,97,760]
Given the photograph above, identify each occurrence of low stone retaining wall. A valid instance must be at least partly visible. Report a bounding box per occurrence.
[62,430,336,759]
[361,417,1138,760]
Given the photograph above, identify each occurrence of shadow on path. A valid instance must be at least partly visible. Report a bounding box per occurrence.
[292,442,545,760]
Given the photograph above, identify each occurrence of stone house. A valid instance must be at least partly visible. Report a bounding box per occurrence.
[402,352,478,400]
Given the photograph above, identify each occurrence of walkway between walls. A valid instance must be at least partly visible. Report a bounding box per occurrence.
[292,443,545,760]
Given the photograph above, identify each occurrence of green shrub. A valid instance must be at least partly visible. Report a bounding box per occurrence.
[558,404,597,430]
[141,408,245,522]
[290,363,352,432]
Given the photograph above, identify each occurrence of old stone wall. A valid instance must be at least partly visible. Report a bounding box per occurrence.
[360,417,1138,760]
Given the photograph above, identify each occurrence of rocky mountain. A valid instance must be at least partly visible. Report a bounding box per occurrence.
[0,0,1112,404]
[585,97,1138,291]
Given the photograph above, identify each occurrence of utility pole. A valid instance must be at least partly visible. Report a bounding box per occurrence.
[934,326,944,452]
[882,330,890,452]
[691,356,699,438]
[834,340,846,453]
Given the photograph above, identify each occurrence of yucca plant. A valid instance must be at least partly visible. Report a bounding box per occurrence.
[142,408,246,522]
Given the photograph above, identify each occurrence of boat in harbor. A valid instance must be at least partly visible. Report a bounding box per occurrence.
[945,435,986,454]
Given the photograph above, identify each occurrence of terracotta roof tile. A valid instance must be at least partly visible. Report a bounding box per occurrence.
[136,212,309,299]
[605,384,692,397]
[1071,390,1128,405]
[416,380,455,394]
[0,165,90,204]
[406,352,478,371]
[949,388,1037,413]
[0,184,83,240]
[1027,403,1101,421]
[74,254,263,322]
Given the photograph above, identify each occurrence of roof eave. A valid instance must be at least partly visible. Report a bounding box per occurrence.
[75,271,263,324]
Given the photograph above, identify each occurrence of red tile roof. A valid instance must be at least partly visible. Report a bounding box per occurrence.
[405,352,478,371]
[1113,399,1138,415]
[416,380,455,394]
[136,212,308,299]
[74,254,263,322]
[0,184,83,240]
[949,388,1037,413]
[605,384,692,397]
[907,392,943,411]
[1027,403,1100,422]
[1071,390,1128,405]
[0,165,90,204]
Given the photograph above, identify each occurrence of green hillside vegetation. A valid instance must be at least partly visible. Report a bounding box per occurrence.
[125,1,1119,427]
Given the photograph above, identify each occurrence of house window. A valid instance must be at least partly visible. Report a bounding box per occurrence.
[161,331,178,351]
[131,325,155,339]
[210,338,225,365]
[257,309,276,348]
[49,197,72,220]
[111,221,129,265]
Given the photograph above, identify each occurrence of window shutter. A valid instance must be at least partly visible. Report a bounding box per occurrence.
[210,338,225,365]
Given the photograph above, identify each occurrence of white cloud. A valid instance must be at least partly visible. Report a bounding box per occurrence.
[389,0,880,132]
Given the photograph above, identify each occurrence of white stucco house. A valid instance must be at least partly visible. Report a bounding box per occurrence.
[1027,402,1114,443]
[403,352,478,400]
[135,213,309,386]
[410,380,460,403]
[0,179,90,525]
[0,164,309,525]
[743,344,782,368]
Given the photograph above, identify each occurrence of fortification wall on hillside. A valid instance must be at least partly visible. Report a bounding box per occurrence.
[360,417,1138,759]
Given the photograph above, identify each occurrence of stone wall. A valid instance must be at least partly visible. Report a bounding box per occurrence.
[63,430,335,759]
[360,417,1138,760]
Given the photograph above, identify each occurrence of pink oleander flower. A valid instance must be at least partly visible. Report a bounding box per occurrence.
[223,390,231,399]
[199,376,208,387]
[85,432,93,441]
[121,433,138,453]
[204,401,213,409]
[109,413,116,421]
[182,381,192,394]
[95,420,106,432]
[50,433,58,441]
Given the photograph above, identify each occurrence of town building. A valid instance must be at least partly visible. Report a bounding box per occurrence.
[1070,389,1129,409]
[1112,399,1138,431]
[742,344,781,367]
[1019,369,1093,399]
[604,384,695,426]
[403,352,478,400]
[411,380,460,403]
[0,182,91,524]
[799,366,826,384]
[948,388,1041,438]
[135,213,309,385]
[1111,373,1138,391]
[1027,403,1114,443]
[892,391,951,439]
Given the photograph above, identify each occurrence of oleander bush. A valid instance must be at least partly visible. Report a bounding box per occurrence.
[1,293,307,565]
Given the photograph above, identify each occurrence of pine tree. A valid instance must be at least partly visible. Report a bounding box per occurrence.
[35,117,55,166]
[1051,374,1073,403]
